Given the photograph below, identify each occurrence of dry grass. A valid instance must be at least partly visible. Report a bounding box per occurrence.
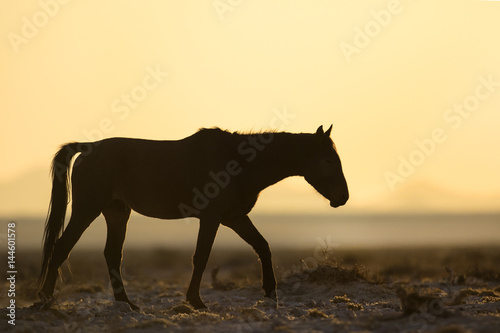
[307,308,328,318]
[332,246,500,283]
[331,295,351,303]
[304,261,369,284]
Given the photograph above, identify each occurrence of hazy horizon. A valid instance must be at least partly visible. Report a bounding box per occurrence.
[3,212,500,251]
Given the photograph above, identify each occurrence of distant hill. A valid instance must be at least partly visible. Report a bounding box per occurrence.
[369,180,500,213]
[0,168,51,216]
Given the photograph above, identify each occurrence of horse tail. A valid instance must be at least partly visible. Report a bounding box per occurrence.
[38,142,80,289]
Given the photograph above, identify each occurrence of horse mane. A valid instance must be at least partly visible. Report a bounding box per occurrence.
[195,127,318,156]
[197,127,282,136]
[195,127,336,152]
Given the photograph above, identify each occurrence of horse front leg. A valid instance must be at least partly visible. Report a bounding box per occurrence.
[186,219,220,309]
[222,215,277,300]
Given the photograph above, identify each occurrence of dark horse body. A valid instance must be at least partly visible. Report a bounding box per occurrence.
[38,125,348,309]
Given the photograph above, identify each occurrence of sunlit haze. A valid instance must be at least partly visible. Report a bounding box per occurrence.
[1,0,499,216]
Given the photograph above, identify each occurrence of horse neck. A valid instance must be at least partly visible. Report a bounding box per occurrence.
[240,132,313,193]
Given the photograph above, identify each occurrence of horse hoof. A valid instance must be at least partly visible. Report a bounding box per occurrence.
[263,296,278,308]
[38,291,48,302]
[265,290,278,301]
[187,298,208,310]
[192,302,208,310]
[37,291,54,309]
[129,302,140,311]
[114,301,138,312]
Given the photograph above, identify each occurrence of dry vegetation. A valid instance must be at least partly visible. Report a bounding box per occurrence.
[2,246,500,332]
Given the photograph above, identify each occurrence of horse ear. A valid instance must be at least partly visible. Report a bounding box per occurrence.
[325,124,333,137]
[315,126,324,136]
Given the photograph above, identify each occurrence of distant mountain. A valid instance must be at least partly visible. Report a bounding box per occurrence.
[0,168,51,216]
[370,180,500,213]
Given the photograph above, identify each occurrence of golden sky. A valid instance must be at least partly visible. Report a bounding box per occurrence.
[1,0,499,215]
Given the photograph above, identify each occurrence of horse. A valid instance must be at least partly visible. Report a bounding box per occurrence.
[37,125,349,310]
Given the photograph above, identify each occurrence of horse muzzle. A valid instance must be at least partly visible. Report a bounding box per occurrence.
[330,193,349,208]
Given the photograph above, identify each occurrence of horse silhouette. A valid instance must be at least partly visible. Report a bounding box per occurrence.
[38,125,348,310]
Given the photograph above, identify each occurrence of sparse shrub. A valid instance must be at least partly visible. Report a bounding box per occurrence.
[450,288,480,305]
[478,290,498,297]
[307,308,328,318]
[239,307,265,321]
[171,303,194,314]
[346,302,363,311]
[305,261,368,284]
[481,296,500,303]
[450,288,500,305]
[331,295,351,303]
[466,265,500,282]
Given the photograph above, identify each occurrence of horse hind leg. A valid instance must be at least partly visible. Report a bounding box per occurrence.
[102,200,138,310]
[39,208,101,301]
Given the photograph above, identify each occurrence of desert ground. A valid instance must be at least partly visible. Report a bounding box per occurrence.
[2,245,500,333]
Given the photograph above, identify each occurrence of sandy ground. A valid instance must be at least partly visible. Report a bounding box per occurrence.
[2,246,500,332]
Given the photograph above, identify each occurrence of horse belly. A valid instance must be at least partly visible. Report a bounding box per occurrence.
[115,158,197,219]
[115,172,194,219]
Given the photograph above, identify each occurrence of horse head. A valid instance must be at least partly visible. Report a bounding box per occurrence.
[304,125,349,208]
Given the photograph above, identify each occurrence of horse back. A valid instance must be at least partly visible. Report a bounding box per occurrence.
[71,131,248,220]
